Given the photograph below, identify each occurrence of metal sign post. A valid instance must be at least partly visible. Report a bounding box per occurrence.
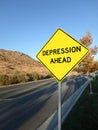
[58,82,62,130]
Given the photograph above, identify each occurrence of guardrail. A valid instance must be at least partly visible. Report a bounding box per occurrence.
[37,80,90,130]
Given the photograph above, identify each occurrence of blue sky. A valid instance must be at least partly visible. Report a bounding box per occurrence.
[0,0,98,60]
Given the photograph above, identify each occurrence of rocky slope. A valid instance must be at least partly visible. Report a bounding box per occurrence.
[0,49,49,76]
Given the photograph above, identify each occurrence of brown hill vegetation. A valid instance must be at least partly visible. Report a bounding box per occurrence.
[0,49,50,86]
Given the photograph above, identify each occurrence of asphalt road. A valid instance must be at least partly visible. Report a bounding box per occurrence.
[0,75,88,130]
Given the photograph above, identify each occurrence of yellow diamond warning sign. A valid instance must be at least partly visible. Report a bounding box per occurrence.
[36,28,89,81]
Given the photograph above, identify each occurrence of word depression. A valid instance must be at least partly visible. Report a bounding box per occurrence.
[42,46,81,64]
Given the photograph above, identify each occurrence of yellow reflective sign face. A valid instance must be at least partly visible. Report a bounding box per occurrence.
[36,28,89,81]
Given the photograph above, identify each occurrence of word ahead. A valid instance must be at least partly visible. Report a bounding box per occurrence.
[36,28,89,81]
[50,57,71,64]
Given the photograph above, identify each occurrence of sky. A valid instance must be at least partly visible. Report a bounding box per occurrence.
[0,0,98,60]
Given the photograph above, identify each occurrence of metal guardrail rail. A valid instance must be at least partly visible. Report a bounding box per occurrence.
[37,80,90,130]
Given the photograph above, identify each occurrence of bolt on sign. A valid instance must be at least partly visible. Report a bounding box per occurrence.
[36,28,89,81]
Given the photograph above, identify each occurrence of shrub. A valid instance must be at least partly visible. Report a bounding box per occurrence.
[0,71,26,86]
[26,73,33,81]
[43,74,52,79]
[32,72,41,80]
[0,74,9,86]
[9,73,26,84]
[26,72,46,81]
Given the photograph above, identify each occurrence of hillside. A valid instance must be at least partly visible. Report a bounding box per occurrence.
[0,49,50,85]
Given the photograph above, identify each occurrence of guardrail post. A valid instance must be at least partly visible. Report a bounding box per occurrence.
[89,80,93,95]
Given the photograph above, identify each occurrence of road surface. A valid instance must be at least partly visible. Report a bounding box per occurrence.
[0,75,88,130]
